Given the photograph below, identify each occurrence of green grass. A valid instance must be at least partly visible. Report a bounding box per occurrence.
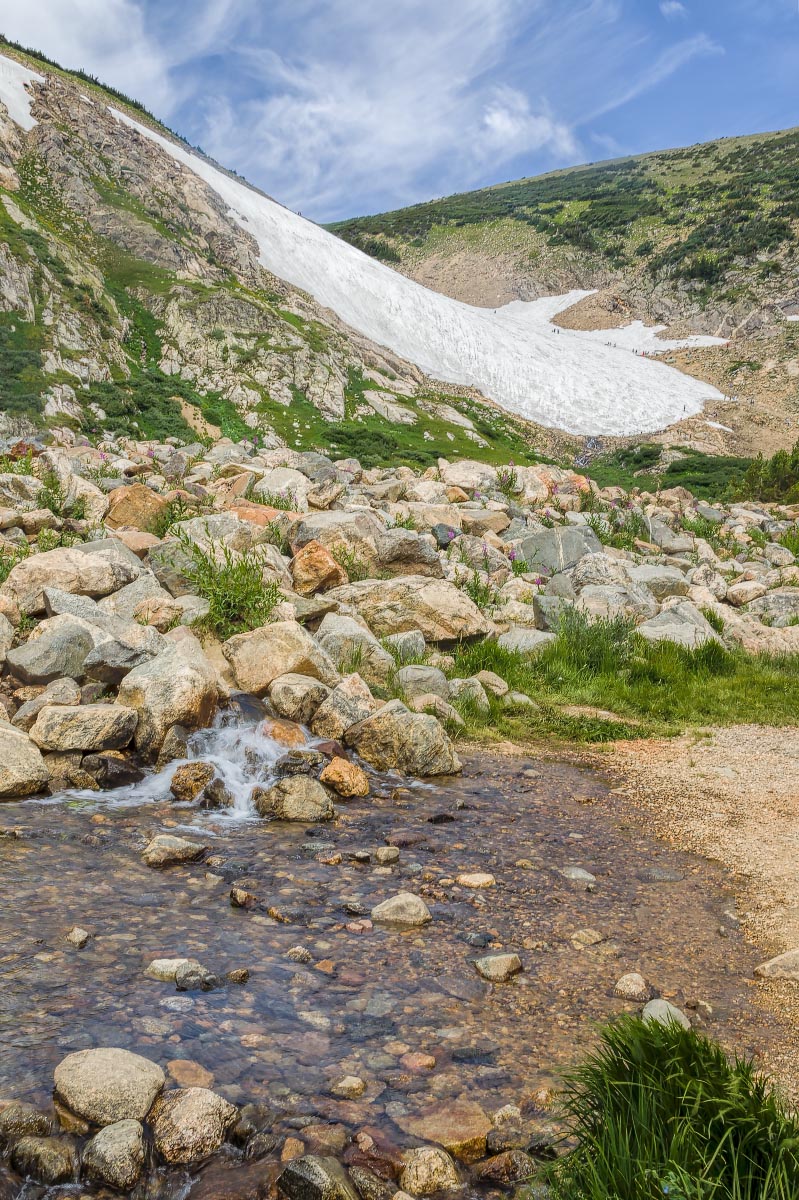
[447,611,799,743]
[175,531,281,639]
[543,1016,799,1200]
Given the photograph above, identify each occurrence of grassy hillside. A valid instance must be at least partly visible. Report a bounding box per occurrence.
[329,129,799,306]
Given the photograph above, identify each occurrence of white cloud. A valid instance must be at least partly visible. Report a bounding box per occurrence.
[475,87,579,163]
[660,1,688,18]
[586,34,723,121]
[0,0,174,112]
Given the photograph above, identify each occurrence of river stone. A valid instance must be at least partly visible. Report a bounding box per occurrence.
[269,673,331,724]
[642,999,691,1029]
[117,641,217,756]
[473,954,522,982]
[29,704,138,752]
[10,1136,78,1185]
[0,721,49,799]
[754,948,799,981]
[344,699,461,776]
[150,1087,238,1164]
[170,761,216,802]
[278,1154,361,1200]
[613,972,653,1002]
[399,1147,461,1195]
[0,548,138,615]
[310,673,377,740]
[253,776,334,822]
[0,1101,54,1138]
[325,576,491,642]
[54,1047,165,1125]
[82,1120,145,1190]
[5,616,95,684]
[223,621,340,695]
[142,835,207,868]
[319,757,369,797]
[473,1150,536,1185]
[145,957,203,982]
[396,1100,491,1162]
[370,893,431,926]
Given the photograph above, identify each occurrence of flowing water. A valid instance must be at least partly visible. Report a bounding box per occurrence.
[0,712,789,1193]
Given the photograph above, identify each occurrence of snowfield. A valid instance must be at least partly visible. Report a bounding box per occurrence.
[0,54,725,437]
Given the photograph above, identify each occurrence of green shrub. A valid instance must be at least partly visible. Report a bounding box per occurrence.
[258,488,298,511]
[330,543,372,582]
[547,1016,799,1200]
[701,606,726,634]
[0,543,29,584]
[176,531,281,639]
[461,569,500,610]
[38,470,66,516]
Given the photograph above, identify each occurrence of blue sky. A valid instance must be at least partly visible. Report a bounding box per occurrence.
[1,0,797,222]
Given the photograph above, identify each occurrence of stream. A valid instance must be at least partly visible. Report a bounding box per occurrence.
[0,710,789,1194]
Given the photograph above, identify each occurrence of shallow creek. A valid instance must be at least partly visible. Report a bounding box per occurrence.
[0,711,788,1191]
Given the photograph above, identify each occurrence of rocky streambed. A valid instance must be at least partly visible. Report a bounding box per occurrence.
[0,714,789,1198]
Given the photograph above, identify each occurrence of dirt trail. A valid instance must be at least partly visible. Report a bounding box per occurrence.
[596,724,799,1089]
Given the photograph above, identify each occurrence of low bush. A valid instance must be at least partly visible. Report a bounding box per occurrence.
[176,532,281,639]
[547,1016,799,1199]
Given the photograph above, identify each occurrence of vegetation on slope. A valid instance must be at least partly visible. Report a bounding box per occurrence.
[330,129,799,303]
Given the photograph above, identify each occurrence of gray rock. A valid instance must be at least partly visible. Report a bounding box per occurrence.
[627,564,690,601]
[29,704,138,753]
[638,602,720,649]
[578,583,658,623]
[117,641,218,756]
[754,948,799,981]
[278,1154,361,1200]
[1,547,138,614]
[310,673,376,739]
[370,892,432,926]
[54,1047,165,1125]
[384,629,426,662]
[532,595,574,631]
[82,1120,145,1191]
[496,628,556,655]
[325,576,491,643]
[375,528,443,578]
[447,677,490,713]
[223,621,340,695]
[0,720,49,799]
[344,699,461,776]
[253,776,334,822]
[642,999,690,1029]
[151,1087,237,1164]
[142,835,207,868]
[396,663,449,700]
[519,527,602,575]
[5,615,94,684]
[315,613,394,686]
[10,1136,77,1185]
[12,676,81,732]
[269,673,331,725]
[474,953,523,982]
[748,587,799,626]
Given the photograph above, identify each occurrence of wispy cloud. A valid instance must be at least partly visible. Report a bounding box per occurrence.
[586,33,723,121]
[660,1,688,19]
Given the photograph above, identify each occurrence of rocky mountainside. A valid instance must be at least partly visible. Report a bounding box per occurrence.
[0,43,546,466]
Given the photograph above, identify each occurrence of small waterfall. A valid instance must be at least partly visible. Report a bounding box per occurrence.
[52,699,319,819]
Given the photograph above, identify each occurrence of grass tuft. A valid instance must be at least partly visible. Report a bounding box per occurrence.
[545,1016,799,1200]
[176,530,281,640]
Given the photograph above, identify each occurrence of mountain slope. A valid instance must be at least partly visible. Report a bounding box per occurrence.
[0,42,728,449]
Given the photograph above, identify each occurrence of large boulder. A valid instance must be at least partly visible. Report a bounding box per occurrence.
[315,612,395,686]
[253,776,334,822]
[29,704,138,753]
[43,587,166,684]
[116,640,217,757]
[638,602,720,649]
[627,564,689,600]
[82,1120,145,1191]
[105,483,169,531]
[54,1048,165,1125]
[223,622,340,695]
[269,673,330,724]
[290,541,347,596]
[748,587,799,627]
[310,674,377,740]
[1,548,138,614]
[496,628,555,655]
[395,664,449,700]
[325,577,491,642]
[5,614,95,684]
[288,510,386,567]
[344,699,461,775]
[437,459,498,493]
[518,527,602,575]
[150,1087,237,1164]
[0,721,49,799]
[577,583,658,624]
[375,528,443,578]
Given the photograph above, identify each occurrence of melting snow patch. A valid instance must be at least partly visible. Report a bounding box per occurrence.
[108,105,724,438]
[0,54,44,131]
[705,421,734,432]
